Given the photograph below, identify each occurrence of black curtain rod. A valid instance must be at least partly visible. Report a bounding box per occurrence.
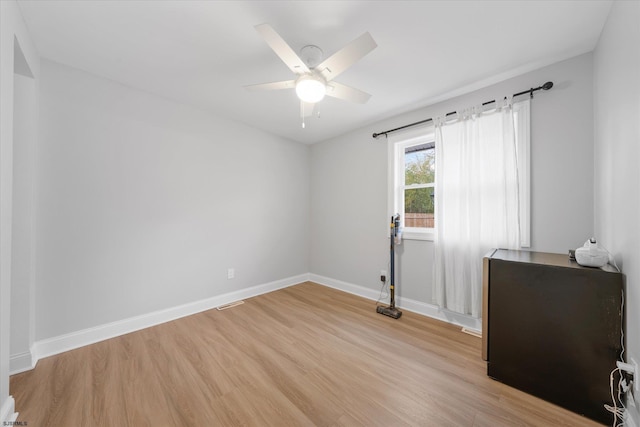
[372,81,554,139]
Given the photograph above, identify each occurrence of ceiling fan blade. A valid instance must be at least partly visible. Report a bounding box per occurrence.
[300,101,315,118]
[326,82,372,104]
[316,32,377,81]
[255,23,309,75]
[244,80,296,91]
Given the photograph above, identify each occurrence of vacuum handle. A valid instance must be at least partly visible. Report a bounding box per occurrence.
[391,214,400,238]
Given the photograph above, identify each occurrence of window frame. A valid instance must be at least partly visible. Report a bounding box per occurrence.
[388,129,436,241]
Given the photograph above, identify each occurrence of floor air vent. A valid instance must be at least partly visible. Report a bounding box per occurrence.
[216,300,245,311]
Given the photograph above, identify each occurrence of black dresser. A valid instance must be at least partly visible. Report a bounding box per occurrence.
[482,249,623,424]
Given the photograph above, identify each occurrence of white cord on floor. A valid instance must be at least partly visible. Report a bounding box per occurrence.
[376,282,389,306]
[376,259,391,306]
[604,287,627,427]
[619,289,625,363]
[604,367,626,427]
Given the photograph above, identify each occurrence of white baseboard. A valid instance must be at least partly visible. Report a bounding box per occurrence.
[309,274,381,301]
[309,273,481,332]
[23,272,478,374]
[9,348,36,375]
[0,396,17,424]
[32,273,310,365]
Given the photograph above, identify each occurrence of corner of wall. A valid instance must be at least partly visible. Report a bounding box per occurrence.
[0,396,17,424]
[9,348,35,376]
[1,0,40,419]
[309,273,481,331]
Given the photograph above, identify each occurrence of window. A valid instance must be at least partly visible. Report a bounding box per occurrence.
[388,129,436,240]
[388,99,530,245]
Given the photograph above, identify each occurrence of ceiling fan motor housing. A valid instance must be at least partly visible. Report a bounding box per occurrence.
[300,45,323,69]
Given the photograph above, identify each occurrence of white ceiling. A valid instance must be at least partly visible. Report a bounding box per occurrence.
[17,0,612,144]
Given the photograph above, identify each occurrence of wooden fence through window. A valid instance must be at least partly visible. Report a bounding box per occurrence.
[405,213,434,228]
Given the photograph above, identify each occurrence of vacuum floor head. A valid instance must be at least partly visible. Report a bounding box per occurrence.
[376,305,402,319]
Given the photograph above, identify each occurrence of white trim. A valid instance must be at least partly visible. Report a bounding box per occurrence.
[387,138,396,237]
[23,272,482,374]
[388,132,437,234]
[32,274,309,364]
[401,229,435,241]
[309,273,481,331]
[9,348,35,375]
[309,274,381,301]
[0,396,17,424]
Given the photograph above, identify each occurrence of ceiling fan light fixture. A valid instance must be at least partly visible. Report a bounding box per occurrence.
[295,75,326,103]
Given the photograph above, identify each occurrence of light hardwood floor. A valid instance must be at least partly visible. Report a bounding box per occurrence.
[11,282,604,426]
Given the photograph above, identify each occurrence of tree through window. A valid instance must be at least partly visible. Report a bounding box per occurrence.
[404,142,435,228]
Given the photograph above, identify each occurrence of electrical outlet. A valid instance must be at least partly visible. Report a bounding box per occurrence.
[227,268,235,279]
[380,270,387,282]
[618,357,639,393]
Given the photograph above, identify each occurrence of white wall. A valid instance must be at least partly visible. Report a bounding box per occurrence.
[593,0,640,418]
[0,0,39,421]
[10,72,37,374]
[35,59,310,341]
[311,53,595,312]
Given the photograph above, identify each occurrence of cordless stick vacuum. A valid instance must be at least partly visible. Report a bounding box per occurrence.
[377,214,402,319]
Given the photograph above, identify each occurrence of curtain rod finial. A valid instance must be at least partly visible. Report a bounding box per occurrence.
[542,81,553,90]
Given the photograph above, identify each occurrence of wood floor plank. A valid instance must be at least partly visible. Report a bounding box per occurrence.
[10,282,603,426]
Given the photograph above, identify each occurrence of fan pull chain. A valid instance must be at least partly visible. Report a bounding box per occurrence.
[301,101,306,128]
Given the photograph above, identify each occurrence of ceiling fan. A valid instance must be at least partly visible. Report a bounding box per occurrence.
[245,24,377,127]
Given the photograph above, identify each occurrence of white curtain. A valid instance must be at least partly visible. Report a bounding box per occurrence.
[433,98,521,317]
